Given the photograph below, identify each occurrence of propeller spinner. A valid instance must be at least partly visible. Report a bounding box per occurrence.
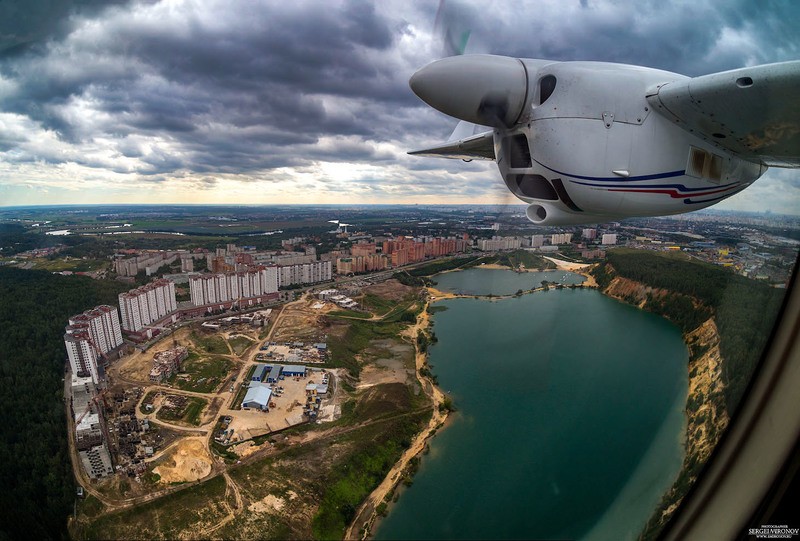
[409,55,529,129]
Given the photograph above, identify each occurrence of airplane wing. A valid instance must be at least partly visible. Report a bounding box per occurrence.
[647,61,800,167]
[408,121,495,161]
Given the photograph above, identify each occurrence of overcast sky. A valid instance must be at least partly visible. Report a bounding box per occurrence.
[0,0,798,213]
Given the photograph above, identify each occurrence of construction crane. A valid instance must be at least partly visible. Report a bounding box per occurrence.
[74,388,108,425]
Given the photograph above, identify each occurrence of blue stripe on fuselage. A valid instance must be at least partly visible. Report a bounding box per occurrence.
[531,158,686,182]
[572,180,741,193]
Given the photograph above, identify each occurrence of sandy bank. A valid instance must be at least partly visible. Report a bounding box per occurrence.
[346,304,449,540]
[542,256,591,271]
[426,286,464,301]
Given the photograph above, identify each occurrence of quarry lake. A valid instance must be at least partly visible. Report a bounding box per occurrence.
[375,269,688,540]
[432,266,586,295]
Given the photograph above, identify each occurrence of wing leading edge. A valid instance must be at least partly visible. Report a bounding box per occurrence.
[647,61,800,167]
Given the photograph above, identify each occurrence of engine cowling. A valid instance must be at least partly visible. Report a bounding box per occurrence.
[526,203,609,226]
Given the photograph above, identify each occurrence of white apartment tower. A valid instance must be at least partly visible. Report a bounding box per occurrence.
[551,233,573,245]
[67,306,123,355]
[602,234,618,245]
[119,279,177,332]
[64,332,100,384]
[65,305,123,384]
[189,267,280,306]
[277,261,332,287]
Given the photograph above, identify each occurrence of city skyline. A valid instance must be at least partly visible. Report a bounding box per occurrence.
[1,1,799,214]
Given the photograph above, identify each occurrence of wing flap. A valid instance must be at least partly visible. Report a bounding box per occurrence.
[409,122,495,161]
[648,61,800,167]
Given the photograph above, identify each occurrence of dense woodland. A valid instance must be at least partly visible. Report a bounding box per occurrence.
[0,223,61,255]
[592,249,788,413]
[0,268,128,540]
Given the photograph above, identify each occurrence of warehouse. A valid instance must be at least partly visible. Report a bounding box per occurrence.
[241,384,272,411]
[282,365,307,377]
[266,365,282,383]
[251,364,269,382]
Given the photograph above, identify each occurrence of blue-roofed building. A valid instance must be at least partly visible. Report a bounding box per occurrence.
[283,365,306,377]
[242,384,272,411]
[251,364,269,382]
[266,365,282,383]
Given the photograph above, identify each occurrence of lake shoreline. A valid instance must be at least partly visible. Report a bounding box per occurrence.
[344,299,451,541]
[370,267,689,540]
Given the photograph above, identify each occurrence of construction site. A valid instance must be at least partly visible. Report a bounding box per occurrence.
[70,275,444,541]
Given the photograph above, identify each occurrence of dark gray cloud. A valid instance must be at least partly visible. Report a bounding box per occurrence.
[0,0,797,209]
[0,0,134,56]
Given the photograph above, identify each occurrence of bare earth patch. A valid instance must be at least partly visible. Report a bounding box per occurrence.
[153,437,213,483]
[249,494,286,514]
[362,279,416,301]
[357,339,415,389]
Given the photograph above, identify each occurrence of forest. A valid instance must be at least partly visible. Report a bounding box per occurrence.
[592,249,787,413]
[0,268,129,540]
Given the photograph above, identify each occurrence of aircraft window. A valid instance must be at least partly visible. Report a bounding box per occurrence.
[506,134,532,168]
[687,146,723,182]
[539,75,557,104]
[508,173,559,199]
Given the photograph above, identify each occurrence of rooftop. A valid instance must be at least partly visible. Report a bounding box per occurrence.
[242,384,272,407]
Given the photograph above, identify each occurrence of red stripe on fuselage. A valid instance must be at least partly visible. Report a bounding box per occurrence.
[607,186,735,198]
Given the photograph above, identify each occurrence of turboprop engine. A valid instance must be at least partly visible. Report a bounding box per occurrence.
[408,55,800,225]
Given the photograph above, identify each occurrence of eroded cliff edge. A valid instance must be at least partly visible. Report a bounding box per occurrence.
[597,272,730,538]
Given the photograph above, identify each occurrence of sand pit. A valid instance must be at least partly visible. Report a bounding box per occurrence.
[153,437,212,483]
[542,256,591,271]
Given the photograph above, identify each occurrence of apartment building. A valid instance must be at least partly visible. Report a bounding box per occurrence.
[118,279,177,332]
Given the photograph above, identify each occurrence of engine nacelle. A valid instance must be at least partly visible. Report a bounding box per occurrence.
[410,55,772,225]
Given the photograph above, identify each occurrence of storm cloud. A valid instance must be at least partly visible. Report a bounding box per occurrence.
[0,0,798,208]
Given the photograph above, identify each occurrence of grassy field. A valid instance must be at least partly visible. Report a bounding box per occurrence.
[228,335,254,356]
[495,249,556,270]
[329,309,372,319]
[156,396,208,426]
[359,293,398,316]
[191,331,230,355]
[75,475,229,539]
[172,353,234,393]
[327,318,409,377]
[29,257,109,272]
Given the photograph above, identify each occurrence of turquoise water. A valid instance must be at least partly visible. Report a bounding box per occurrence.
[433,267,585,296]
[375,273,688,541]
